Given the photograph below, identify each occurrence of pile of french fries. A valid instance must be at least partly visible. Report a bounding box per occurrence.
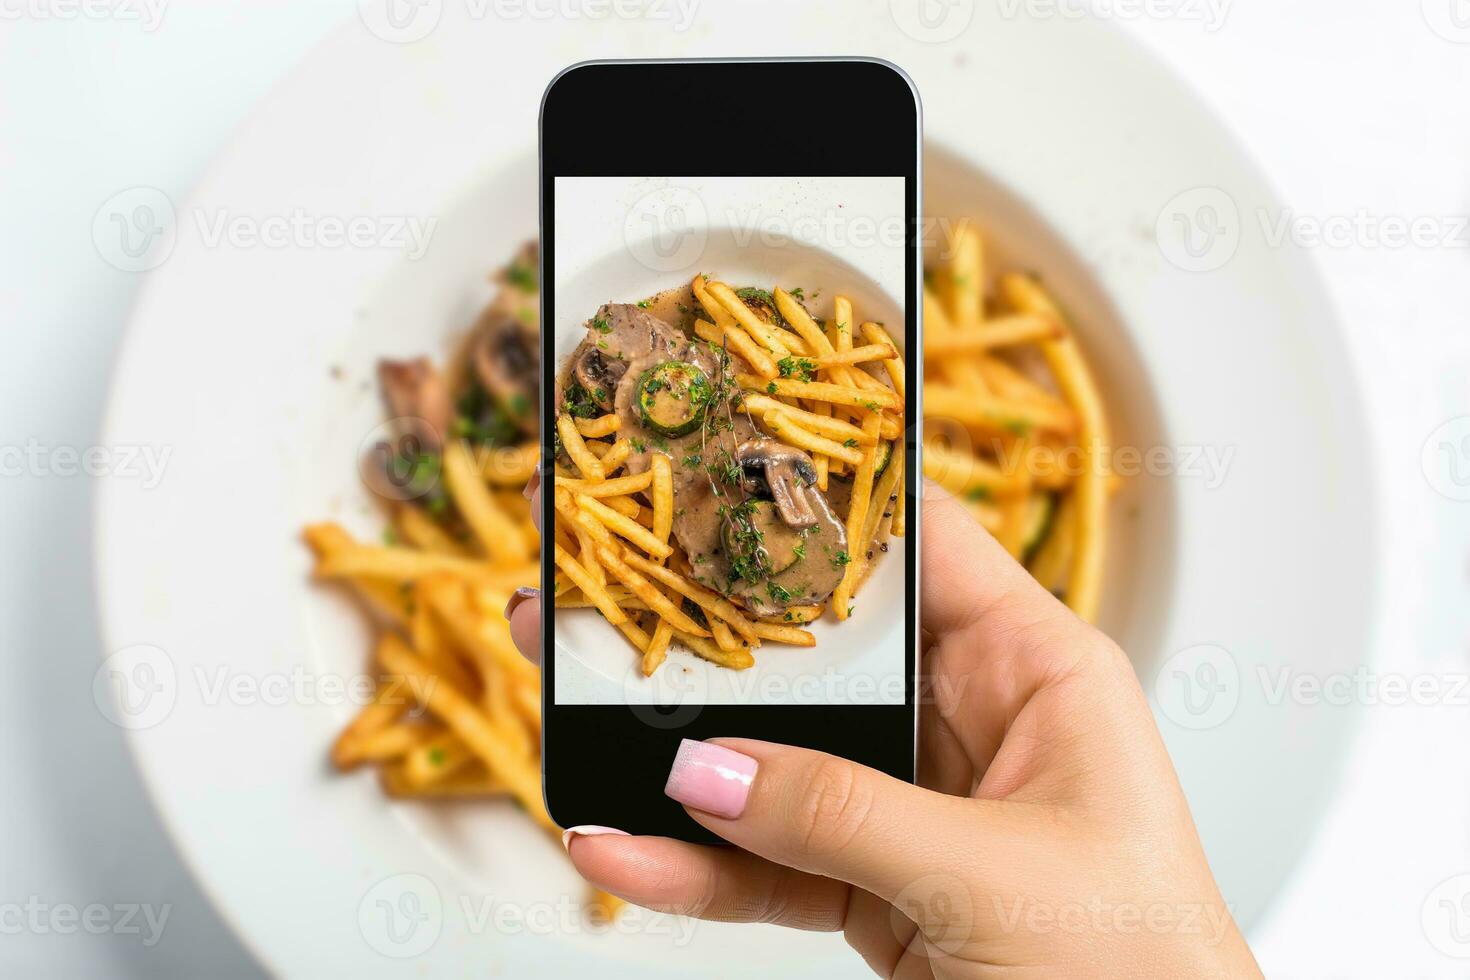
[305,362,627,916]
[552,272,910,675]
[921,222,1112,622]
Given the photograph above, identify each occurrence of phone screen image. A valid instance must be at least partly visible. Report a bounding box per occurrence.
[549,176,911,709]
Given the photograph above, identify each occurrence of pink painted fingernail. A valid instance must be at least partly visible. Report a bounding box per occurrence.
[664,739,758,819]
[503,586,539,621]
[561,825,629,850]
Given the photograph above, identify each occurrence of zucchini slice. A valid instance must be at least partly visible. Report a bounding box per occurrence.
[1021,492,1057,563]
[636,361,711,438]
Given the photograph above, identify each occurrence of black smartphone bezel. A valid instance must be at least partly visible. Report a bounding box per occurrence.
[539,58,921,840]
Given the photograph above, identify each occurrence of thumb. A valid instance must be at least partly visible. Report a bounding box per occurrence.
[664,737,1000,907]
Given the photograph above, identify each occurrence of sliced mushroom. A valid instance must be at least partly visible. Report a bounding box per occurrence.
[472,310,539,434]
[735,438,821,529]
[572,347,627,411]
[378,357,454,451]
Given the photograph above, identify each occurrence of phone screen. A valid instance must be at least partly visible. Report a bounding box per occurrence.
[541,61,919,838]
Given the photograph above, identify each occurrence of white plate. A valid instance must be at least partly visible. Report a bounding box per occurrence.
[94,5,1380,976]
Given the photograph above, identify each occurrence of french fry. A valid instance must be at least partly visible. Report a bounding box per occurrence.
[832,412,884,620]
[694,318,779,379]
[774,287,837,357]
[739,393,873,444]
[443,440,530,564]
[922,441,1026,499]
[996,435,1035,557]
[924,382,1074,435]
[557,470,653,498]
[381,762,506,799]
[706,280,802,357]
[650,453,674,550]
[739,374,900,412]
[616,548,760,645]
[557,414,604,482]
[599,495,641,519]
[353,722,441,762]
[394,504,466,556]
[643,619,674,676]
[421,578,541,689]
[554,486,609,545]
[749,622,816,647]
[574,414,621,438]
[809,343,897,368]
[831,296,855,352]
[315,542,533,590]
[303,524,412,622]
[552,542,627,625]
[577,494,673,558]
[861,321,907,400]
[377,638,552,828]
[476,442,539,486]
[674,630,756,670]
[331,666,412,769]
[1000,273,1110,622]
[764,409,864,466]
[595,545,709,636]
[691,274,739,332]
[922,315,1059,355]
[598,438,632,473]
[710,619,741,652]
[404,731,477,786]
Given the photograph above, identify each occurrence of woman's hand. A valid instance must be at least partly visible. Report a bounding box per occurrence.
[506,474,1261,978]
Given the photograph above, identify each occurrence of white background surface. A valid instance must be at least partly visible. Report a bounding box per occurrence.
[1,2,1466,976]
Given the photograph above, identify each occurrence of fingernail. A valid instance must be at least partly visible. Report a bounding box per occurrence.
[503,586,539,620]
[664,739,758,819]
[561,825,630,850]
[523,461,543,500]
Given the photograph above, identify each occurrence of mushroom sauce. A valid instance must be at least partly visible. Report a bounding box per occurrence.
[555,288,856,617]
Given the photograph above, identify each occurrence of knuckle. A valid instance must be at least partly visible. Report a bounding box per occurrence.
[792,757,875,858]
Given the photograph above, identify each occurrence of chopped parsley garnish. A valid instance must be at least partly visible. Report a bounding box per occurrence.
[842,437,858,448]
[592,315,612,334]
[831,550,851,569]
[777,356,817,382]
[766,381,779,395]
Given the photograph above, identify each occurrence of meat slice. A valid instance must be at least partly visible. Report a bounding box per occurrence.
[378,357,454,452]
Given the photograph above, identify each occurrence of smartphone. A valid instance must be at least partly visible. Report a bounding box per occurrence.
[539,59,921,841]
